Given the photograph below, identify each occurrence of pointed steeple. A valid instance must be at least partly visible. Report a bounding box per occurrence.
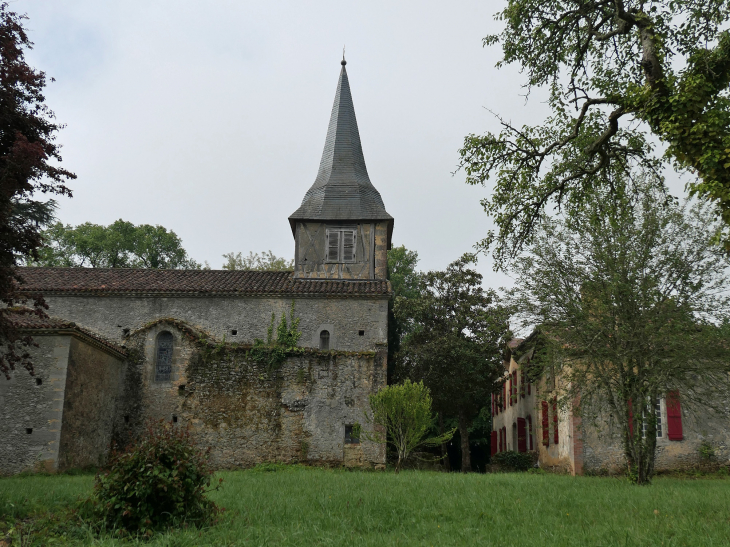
[289,60,392,232]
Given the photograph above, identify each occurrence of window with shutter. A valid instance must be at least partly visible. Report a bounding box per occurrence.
[517,417,527,453]
[325,228,357,263]
[491,431,498,456]
[342,230,356,262]
[326,230,340,262]
[666,391,683,441]
[542,401,549,446]
[552,397,559,444]
[527,415,533,450]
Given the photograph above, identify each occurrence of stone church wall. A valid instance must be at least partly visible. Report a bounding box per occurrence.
[41,294,388,352]
[0,335,126,475]
[123,320,387,468]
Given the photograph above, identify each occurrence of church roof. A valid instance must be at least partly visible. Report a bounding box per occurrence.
[289,60,392,230]
[17,268,391,297]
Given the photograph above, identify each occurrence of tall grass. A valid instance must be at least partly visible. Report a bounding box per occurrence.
[1,467,728,546]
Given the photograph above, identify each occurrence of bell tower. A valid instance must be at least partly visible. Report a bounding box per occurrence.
[289,59,393,280]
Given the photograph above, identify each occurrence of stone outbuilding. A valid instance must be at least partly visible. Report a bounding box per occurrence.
[1,59,393,474]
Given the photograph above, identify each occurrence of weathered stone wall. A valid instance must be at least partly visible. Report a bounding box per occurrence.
[293,221,389,280]
[0,336,71,474]
[57,337,126,471]
[0,334,126,475]
[41,295,388,354]
[581,402,730,474]
[124,321,387,468]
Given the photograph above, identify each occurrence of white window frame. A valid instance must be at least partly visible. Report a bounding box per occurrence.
[325,227,357,263]
[641,397,664,439]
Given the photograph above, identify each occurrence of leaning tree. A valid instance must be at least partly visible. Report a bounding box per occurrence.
[460,0,730,261]
[508,175,730,484]
[0,3,75,379]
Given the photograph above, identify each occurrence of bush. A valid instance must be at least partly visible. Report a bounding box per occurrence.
[365,380,454,472]
[492,451,537,472]
[88,420,221,535]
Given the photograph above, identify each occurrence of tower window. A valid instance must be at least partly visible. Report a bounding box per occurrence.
[358,330,365,336]
[319,330,330,351]
[155,332,173,382]
[326,228,357,263]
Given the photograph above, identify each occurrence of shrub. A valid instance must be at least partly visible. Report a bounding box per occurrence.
[492,450,537,472]
[88,420,221,535]
[365,380,454,472]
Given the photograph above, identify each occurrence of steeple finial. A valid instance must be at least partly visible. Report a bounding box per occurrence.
[341,46,346,66]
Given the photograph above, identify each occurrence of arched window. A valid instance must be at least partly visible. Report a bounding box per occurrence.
[319,330,330,350]
[155,332,173,382]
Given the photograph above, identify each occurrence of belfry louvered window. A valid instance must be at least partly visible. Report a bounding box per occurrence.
[155,332,173,382]
[326,227,357,263]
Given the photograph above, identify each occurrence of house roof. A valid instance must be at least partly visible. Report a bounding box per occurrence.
[16,267,392,297]
[7,310,127,357]
[289,60,392,231]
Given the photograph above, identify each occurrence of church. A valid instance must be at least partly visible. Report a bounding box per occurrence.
[0,60,393,474]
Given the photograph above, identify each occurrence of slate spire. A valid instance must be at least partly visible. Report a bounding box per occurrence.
[289,60,392,231]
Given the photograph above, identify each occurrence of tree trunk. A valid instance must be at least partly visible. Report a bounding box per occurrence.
[439,411,450,471]
[458,412,471,473]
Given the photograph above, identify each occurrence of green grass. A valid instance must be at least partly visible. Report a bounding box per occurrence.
[1,467,729,546]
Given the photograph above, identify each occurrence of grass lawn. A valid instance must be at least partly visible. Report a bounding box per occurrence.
[1,467,729,546]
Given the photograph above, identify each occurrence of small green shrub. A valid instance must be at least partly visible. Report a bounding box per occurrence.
[699,441,717,463]
[87,420,221,535]
[492,451,537,472]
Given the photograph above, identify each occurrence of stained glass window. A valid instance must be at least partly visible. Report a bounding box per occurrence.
[155,332,173,382]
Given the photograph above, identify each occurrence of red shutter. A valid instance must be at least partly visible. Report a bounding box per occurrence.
[517,417,527,453]
[527,415,533,450]
[542,401,549,446]
[491,431,498,456]
[552,397,559,444]
[666,391,683,441]
[504,381,507,408]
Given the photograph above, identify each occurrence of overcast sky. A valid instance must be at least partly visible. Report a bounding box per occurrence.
[20,1,684,288]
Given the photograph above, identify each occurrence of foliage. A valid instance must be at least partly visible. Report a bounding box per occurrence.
[394,254,510,471]
[507,177,730,484]
[0,3,75,381]
[87,420,221,535]
[250,301,303,371]
[459,0,730,261]
[492,450,536,472]
[31,220,201,269]
[386,245,421,378]
[222,250,293,271]
[364,380,454,473]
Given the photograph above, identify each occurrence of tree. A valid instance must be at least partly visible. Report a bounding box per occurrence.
[32,220,201,269]
[0,4,75,380]
[459,0,730,262]
[221,251,293,271]
[507,178,730,484]
[394,254,510,472]
[364,380,454,473]
[386,245,421,380]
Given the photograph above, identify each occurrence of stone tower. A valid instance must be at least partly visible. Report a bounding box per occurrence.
[289,59,393,280]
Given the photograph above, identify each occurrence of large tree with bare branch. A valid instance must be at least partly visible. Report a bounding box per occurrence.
[459,0,730,262]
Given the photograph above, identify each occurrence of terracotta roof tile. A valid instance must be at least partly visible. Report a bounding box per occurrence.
[7,310,127,356]
[16,268,391,297]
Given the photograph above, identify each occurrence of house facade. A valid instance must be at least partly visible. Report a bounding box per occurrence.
[1,60,393,475]
[491,334,730,474]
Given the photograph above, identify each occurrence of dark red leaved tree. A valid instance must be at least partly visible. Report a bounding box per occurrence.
[0,3,75,379]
